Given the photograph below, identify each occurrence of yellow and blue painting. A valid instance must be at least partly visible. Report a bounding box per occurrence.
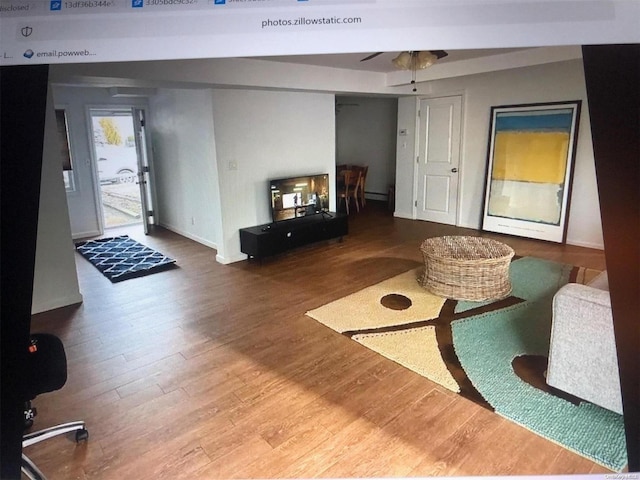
[488,108,575,225]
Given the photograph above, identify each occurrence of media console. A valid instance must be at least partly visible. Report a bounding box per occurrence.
[240,212,348,260]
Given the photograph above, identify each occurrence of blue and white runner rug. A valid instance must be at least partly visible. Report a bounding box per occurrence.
[76,235,176,282]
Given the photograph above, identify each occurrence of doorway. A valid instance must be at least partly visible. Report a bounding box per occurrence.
[89,108,154,233]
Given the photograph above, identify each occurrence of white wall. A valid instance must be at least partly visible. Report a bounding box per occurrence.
[394,97,418,219]
[32,87,83,314]
[52,86,150,239]
[396,59,604,249]
[54,84,336,267]
[336,96,398,201]
[211,88,336,263]
[148,88,222,252]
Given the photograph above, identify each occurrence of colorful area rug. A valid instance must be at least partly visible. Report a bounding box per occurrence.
[306,257,627,471]
[76,236,176,283]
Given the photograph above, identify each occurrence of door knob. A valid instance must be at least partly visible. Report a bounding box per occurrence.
[451,168,458,173]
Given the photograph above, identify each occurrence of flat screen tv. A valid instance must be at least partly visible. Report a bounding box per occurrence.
[269,173,330,222]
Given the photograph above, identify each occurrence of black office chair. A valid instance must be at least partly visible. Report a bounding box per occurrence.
[22,333,89,480]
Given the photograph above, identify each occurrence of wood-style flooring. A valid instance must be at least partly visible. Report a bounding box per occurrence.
[28,202,610,478]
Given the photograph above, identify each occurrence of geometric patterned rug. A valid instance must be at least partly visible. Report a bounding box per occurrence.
[306,257,627,471]
[75,235,176,283]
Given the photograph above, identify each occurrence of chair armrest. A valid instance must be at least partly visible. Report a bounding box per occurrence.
[550,283,613,349]
[554,282,611,309]
[547,282,623,414]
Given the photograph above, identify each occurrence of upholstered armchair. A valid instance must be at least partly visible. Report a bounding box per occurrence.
[546,271,624,414]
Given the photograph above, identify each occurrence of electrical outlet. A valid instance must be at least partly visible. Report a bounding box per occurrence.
[228,160,238,171]
[191,216,195,225]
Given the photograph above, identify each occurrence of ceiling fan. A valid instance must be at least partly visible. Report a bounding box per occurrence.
[361,50,449,91]
[360,50,449,70]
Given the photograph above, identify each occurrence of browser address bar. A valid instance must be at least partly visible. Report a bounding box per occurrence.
[14,11,375,42]
[11,1,614,42]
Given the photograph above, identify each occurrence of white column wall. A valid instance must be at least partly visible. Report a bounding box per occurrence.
[394,96,418,219]
[211,88,336,263]
[32,86,83,314]
[148,88,222,253]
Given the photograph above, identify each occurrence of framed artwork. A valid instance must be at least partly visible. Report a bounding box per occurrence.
[481,101,582,243]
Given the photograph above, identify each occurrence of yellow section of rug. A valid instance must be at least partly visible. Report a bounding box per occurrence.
[305,268,445,332]
[306,267,458,391]
[353,326,460,392]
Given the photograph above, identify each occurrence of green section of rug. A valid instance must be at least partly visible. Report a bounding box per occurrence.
[452,257,627,471]
[455,256,573,313]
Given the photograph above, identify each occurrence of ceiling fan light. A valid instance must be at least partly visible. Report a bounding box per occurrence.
[392,51,439,71]
[415,51,438,69]
[392,51,413,70]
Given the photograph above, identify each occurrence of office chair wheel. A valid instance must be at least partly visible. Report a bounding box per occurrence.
[75,428,89,443]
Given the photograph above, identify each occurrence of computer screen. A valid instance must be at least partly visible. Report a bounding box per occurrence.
[1,1,639,478]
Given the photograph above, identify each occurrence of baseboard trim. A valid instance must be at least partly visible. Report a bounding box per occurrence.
[72,230,101,241]
[364,192,387,202]
[216,252,247,265]
[393,211,414,220]
[158,222,218,250]
[566,239,605,250]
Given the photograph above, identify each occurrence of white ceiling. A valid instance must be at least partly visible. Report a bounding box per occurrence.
[51,45,582,94]
[251,48,529,73]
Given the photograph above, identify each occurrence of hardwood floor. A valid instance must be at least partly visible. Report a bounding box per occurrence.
[28,202,610,478]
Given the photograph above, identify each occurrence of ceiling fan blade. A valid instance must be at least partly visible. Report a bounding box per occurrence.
[430,50,449,59]
[360,52,384,62]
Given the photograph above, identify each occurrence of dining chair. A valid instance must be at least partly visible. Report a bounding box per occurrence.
[353,165,368,207]
[337,169,362,215]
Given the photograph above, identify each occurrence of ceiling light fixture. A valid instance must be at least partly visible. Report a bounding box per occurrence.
[392,51,440,92]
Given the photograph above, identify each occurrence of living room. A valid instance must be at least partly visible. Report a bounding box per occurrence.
[32,45,604,315]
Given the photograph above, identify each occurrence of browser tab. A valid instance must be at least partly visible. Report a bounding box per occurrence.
[0,1,42,16]
[0,0,638,66]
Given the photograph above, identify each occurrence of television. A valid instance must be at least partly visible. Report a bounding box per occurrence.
[269,173,330,222]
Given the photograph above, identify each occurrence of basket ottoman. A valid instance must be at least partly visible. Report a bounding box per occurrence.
[419,236,514,301]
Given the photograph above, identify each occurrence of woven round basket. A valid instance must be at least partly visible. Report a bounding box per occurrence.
[419,236,515,301]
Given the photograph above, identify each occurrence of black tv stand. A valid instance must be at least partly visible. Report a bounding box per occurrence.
[240,212,347,260]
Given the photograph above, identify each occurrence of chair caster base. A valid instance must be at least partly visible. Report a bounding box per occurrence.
[76,428,89,443]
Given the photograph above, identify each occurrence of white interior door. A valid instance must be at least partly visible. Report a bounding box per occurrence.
[416,95,462,225]
[133,108,155,234]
